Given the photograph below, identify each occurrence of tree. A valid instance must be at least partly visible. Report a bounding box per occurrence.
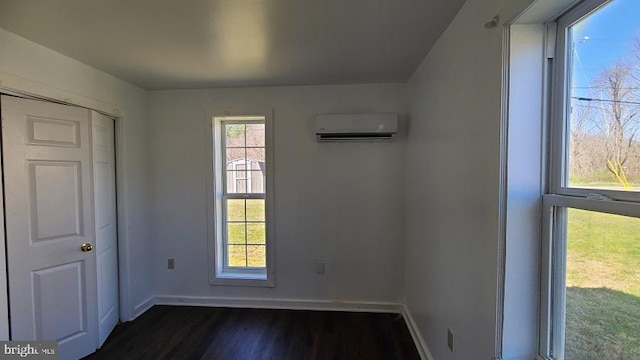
[570,44,640,188]
[225,123,266,165]
[593,60,640,187]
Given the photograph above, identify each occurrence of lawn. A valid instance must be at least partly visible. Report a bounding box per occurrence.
[226,199,266,267]
[565,208,640,359]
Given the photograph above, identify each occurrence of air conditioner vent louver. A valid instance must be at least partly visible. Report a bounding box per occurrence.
[314,114,398,142]
[317,133,393,142]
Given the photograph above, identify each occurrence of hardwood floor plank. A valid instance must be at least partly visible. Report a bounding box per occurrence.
[84,306,420,360]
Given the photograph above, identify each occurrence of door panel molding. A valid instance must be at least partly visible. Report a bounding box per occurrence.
[28,160,84,242]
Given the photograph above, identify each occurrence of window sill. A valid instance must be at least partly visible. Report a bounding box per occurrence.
[210,271,274,287]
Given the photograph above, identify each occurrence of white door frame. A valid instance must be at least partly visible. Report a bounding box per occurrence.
[0,85,134,335]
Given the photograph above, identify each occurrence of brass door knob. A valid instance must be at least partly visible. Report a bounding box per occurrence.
[81,243,93,252]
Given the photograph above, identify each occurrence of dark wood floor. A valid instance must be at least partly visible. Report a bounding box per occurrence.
[83,305,420,360]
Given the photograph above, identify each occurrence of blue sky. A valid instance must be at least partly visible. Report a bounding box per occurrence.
[571,0,640,96]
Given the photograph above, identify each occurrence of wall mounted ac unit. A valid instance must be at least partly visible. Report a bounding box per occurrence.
[314,113,398,142]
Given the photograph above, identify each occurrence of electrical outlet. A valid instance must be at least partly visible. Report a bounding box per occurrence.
[168,258,175,270]
[315,262,325,274]
[447,328,454,352]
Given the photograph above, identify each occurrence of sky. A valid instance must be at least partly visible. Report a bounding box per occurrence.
[571,0,640,97]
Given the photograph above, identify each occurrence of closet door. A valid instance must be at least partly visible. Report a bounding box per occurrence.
[91,111,119,347]
[2,95,98,359]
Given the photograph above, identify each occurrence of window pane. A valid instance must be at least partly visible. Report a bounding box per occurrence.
[225,124,245,147]
[225,148,245,167]
[226,170,248,193]
[246,147,265,164]
[246,199,265,221]
[246,171,265,193]
[246,123,265,147]
[247,245,266,267]
[227,245,247,267]
[564,208,640,359]
[227,223,245,244]
[247,223,265,244]
[567,0,640,192]
[226,199,245,221]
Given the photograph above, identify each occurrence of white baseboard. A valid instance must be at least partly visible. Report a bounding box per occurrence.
[133,296,155,320]
[401,304,433,360]
[153,295,403,313]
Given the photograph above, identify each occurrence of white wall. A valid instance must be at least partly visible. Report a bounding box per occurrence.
[0,28,153,321]
[404,0,534,358]
[149,84,407,304]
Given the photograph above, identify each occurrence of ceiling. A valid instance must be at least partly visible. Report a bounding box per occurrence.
[0,0,465,90]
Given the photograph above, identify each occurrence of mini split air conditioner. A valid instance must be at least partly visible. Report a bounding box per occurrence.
[314,113,398,142]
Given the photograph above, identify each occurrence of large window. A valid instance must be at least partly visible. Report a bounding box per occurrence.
[541,0,640,358]
[207,110,274,286]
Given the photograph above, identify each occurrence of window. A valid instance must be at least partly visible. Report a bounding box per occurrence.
[541,0,640,358]
[207,110,274,287]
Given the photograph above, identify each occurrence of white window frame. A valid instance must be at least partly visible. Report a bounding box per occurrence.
[539,0,640,357]
[205,108,275,287]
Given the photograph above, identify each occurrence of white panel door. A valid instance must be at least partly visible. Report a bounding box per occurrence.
[2,96,98,359]
[91,111,119,347]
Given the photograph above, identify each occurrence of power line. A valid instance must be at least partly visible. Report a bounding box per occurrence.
[573,86,640,89]
[572,96,640,105]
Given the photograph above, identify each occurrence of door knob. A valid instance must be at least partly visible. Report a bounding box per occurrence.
[81,243,93,252]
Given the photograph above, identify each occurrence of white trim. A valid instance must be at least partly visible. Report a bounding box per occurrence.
[400,305,433,360]
[495,19,511,360]
[133,296,155,320]
[543,194,640,218]
[113,117,133,322]
[0,115,8,340]
[0,71,123,117]
[538,205,554,356]
[205,108,275,287]
[502,21,550,360]
[154,295,402,313]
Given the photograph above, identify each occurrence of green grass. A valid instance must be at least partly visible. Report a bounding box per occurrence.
[566,287,640,359]
[226,199,266,267]
[570,180,640,192]
[567,209,640,296]
[570,172,640,187]
[565,209,640,358]
[227,199,265,221]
